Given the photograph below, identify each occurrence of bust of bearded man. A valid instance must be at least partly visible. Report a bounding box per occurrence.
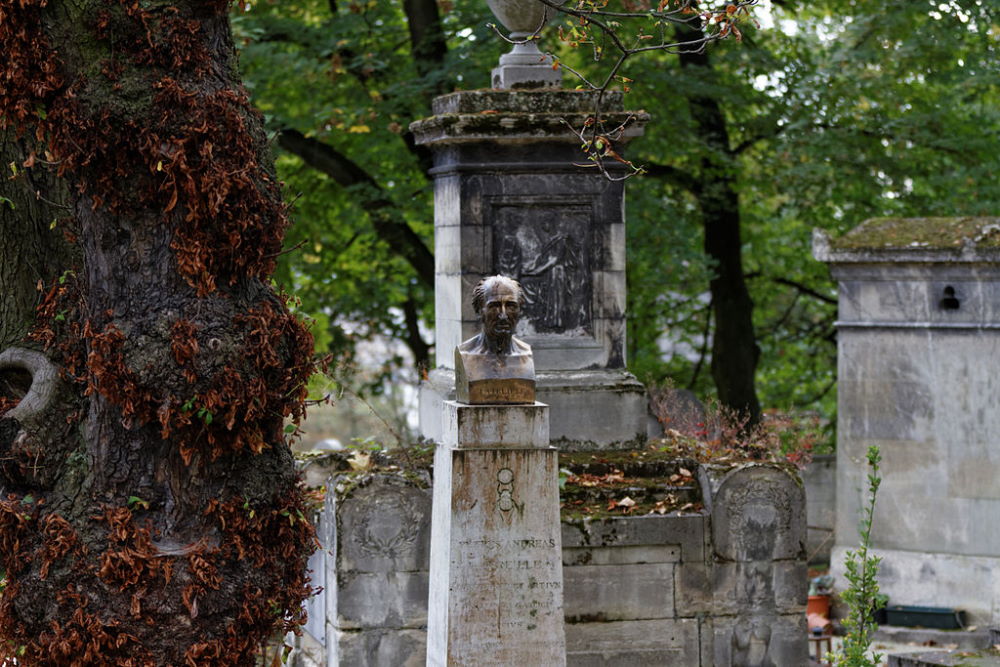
[455,275,535,405]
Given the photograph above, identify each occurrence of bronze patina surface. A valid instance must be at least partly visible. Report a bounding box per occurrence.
[455,275,535,404]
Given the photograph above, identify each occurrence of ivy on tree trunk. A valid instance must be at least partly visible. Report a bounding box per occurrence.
[0,1,318,664]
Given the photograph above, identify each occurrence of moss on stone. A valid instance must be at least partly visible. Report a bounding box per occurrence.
[831,217,1000,250]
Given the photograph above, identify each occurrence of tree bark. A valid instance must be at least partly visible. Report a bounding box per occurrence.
[0,2,317,664]
[676,23,762,425]
[0,130,74,351]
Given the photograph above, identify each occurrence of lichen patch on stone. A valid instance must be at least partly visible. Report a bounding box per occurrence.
[831,217,1000,250]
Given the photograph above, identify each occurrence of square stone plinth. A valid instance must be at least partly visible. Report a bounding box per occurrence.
[442,400,549,449]
[423,371,647,450]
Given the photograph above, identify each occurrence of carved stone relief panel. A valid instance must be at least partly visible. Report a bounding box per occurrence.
[490,198,596,338]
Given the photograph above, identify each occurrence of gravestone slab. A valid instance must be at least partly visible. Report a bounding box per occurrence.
[427,401,566,667]
[326,472,432,665]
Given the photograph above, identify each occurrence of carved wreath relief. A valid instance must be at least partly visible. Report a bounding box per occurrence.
[350,486,423,559]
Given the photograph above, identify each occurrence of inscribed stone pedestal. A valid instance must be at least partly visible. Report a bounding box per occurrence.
[427,401,566,667]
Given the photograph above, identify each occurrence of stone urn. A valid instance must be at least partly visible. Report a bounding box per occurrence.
[486,0,567,88]
[486,0,564,39]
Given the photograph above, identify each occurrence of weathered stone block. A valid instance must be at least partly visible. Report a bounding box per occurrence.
[711,464,805,562]
[335,571,429,629]
[675,562,713,617]
[562,544,680,567]
[441,400,549,449]
[710,558,807,618]
[563,563,674,622]
[773,561,809,613]
[561,514,707,564]
[711,613,806,667]
[537,370,647,449]
[565,619,701,666]
[331,628,426,667]
[334,476,432,574]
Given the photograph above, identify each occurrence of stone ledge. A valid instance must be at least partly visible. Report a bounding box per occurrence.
[431,89,626,115]
[814,225,1000,264]
[876,625,991,651]
[564,563,675,622]
[561,515,707,564]
[888,651,1000,666]
[411,110,648,146]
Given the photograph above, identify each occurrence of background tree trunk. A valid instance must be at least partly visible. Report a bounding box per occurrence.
[0,2,317,664]
[677,22,762,426]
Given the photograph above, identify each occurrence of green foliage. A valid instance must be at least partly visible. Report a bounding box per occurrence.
[126,496,150,511]
[234,0,1000,425]
[622,0,999,421]
[234,0,496,386]
[832,446,886,667]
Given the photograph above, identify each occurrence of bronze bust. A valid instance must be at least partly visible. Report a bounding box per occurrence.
[455,275,535,404]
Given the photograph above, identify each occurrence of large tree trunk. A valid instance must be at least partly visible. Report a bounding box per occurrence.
[677,24,762,426]
[0,2,317,664]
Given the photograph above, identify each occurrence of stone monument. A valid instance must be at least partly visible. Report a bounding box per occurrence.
[427,276,566,666]
[816,217,1000,626]
[412,0,650,450]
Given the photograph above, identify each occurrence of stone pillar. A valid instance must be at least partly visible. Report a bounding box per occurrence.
[815,217,1000,627]
[426,401,566,666]
[411,90,650,450]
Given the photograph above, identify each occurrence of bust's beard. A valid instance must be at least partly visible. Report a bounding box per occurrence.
[486,330,513,356]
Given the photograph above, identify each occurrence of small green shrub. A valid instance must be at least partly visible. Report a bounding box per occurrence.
[832,446,886,667]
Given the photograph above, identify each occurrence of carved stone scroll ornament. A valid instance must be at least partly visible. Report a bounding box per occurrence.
[455,275,536,404]
[0,348,61,493]
[0,347,60,428]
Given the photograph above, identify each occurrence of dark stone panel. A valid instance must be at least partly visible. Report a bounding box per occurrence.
[492,201,594,335]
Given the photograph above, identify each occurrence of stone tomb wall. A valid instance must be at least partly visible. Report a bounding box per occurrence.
[296,463,806,666]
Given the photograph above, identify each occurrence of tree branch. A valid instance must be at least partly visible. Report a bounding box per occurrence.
[642,161,700,193]
[744,271,837,306]
[731,120,785,155]
[278,129,435,287]
[770,276,837,305]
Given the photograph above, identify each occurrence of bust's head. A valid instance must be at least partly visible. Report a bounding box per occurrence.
[472,275,525,350]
